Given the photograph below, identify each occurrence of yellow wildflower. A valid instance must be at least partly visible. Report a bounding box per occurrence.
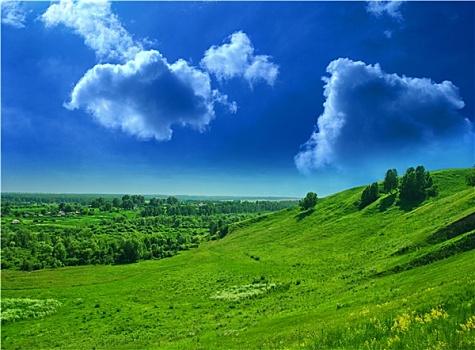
[391,313,411,333]
[459,316,475,332]
[431,308,443,319]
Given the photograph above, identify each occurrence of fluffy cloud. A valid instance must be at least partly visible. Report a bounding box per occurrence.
[66,50,235,141]
[201,31,279,87]
[42,0,239,141]
[295,58,472,173]
[366,0,405,21]
[42,0,140,61]
[1,0,27,28]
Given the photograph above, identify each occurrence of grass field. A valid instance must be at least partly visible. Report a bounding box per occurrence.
[1,168,474,349]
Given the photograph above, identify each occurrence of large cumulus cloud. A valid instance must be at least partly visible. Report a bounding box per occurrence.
[41,1,279,141]
[295,58,472,173]
[41,0,241,141]
[66,50,235,141]
[201,31,279,87]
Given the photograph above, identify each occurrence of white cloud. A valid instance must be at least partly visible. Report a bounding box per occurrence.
[366,0,405,21]
[66,50,236,141]
[201,31,279,87]
[41,0,240,141]
[295,58,472,173]
[41,0,140,61]
[1,0,27,28]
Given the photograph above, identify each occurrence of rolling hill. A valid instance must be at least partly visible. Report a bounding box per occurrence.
[1,168,474,349]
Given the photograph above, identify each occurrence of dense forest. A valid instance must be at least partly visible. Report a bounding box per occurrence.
[0,195,297,271]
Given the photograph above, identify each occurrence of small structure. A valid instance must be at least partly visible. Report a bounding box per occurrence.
[11,219,20,224]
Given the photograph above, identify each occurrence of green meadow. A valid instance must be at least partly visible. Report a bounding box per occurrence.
[1,168,474,349]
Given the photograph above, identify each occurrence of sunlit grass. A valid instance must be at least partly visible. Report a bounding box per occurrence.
[210,282,278,301]
[1,298,62,324]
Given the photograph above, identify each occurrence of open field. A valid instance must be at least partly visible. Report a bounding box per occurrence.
[1,169,474,349]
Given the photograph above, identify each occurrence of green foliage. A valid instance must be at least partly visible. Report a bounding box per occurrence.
[117,236,141,264]
[0,197,297,271]
[466,166,475,186]
[359,182,379,209]
[399,165,436,204]
[383,168,399,193]
[299,192,318,211]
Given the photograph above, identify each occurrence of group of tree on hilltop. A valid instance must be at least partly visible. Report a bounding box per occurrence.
[360,166,475,205]
[399,166,436,202]
[299,165,441,212]
[359,165,436,209]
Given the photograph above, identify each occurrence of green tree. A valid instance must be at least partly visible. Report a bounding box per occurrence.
[209,221,218,236]
[122,199,134,210]
[131,195,145,206]
[399,165,435,204]
[91,198,104,209]
[112,198,121,208]
[53,239,67,263]
[149,197,159,207]
[414,166,427,200]
[360,182,379,209]
[118,237,141,264]
[400,167,417,202]
[299,192,318,211]
[1,202,11,215]
[166,196,179,205]
[466,166,475,186]
[383,169,399,193]
[103,201,113,211]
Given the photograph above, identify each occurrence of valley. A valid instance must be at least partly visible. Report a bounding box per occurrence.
[1,168,474,349]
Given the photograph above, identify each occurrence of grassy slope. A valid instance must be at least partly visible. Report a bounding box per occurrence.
[1,168,474,349]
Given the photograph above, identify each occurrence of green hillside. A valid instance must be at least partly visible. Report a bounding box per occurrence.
[2,168,474,349]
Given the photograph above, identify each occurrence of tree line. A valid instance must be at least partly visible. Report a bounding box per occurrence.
[0,213,260,271]
[1,197,297,271]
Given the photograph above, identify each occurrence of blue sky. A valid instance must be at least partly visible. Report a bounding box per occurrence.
[1,1,474,197]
